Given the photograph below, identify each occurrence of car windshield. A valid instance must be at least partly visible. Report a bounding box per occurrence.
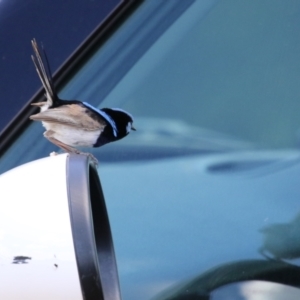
[2,0,300,299]
[3,0,300,172]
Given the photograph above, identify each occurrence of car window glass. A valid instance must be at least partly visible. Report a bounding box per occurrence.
[1,1,300,300]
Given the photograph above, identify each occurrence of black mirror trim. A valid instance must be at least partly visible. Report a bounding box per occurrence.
[67,154,121,300]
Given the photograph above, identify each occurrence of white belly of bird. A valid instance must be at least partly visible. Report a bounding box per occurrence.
[43,121,102,147]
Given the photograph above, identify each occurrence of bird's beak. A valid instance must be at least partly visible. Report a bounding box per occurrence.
[131,126,136,131]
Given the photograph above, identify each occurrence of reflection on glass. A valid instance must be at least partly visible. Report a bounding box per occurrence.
[212,281,300,300]
[241,281,300,300]
[259,213,300,260]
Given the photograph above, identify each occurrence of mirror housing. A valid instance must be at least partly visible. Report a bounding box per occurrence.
[0,153,120,300]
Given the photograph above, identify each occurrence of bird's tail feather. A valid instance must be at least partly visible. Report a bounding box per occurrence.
[31,39,58,107]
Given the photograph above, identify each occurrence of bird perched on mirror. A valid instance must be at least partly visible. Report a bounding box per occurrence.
[29,39,135,164]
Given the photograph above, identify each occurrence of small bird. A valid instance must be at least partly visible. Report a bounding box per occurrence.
[29,39,135,163]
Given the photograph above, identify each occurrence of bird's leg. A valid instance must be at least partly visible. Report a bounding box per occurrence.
[44,131,98,166]
[44,131,78,153]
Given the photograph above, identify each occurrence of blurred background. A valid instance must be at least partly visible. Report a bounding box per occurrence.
[0,0,119,131]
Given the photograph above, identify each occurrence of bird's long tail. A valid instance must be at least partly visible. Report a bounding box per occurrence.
[31,39,58,107]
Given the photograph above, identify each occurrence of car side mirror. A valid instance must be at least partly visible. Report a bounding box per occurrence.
[0,153,121,300]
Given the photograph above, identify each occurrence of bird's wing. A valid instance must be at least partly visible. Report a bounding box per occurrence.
[31,39,58,107]
[30,104,106,131]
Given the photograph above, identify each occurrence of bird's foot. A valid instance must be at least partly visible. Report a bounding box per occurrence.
[75,151,98,166]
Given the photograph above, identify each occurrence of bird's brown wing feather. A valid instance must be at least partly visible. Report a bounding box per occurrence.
[30,104,105,131]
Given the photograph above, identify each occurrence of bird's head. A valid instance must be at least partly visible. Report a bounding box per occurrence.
[102,108,136,141]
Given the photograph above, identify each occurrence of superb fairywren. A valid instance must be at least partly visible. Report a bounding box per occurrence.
[29,39,135,162]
